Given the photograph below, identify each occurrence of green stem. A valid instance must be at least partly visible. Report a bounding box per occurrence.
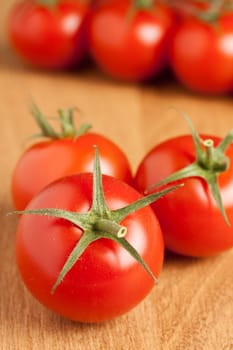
[94,219,127,238]
[148,114,233,225]
[58,109,75,138]
[103,232,158,284]
[36,0,58,7]
[90,146,111,218]
[133,0,154,9]
[74,123,92,138]
[29,101,92,140]
[113,183,183,223]
[217,129,233,152]
[58,109,92,138]
[10,208,88,231]
[30,101,59,139]
[51,230,99,294]
[203,139,214,170]
[197,0,226,22]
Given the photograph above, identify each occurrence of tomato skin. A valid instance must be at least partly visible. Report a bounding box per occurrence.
[169,13,233,94]
[7,0,90,69]
[12,132,133,210]
[134,135,233,257]
[88,0,176,81]
[16,173,164,322]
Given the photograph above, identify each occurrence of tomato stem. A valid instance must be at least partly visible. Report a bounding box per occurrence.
[147,113,233,225]
[133,0,154,9]
[30,101,59,138]
[94,219,127,238]
[217,129,233,152]
[165,0,229,22]
[90,146,111,218]
[203,139,214,169]
[196,0,227,22]
[30,101,92,140]
[36,0,58,7]
[112,183,183,223]
[51,230,100,294]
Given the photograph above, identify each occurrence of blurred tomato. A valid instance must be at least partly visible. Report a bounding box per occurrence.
[169,12,233,94]
[88,0,176,81]
[7,0,90,69]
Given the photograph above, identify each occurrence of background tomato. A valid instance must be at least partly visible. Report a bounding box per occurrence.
[11,129,133,210]
[7,0,90,69]
[88,0,176,81]
[134,134,233,257]
[15,172,164,322]
[169,12,233,94]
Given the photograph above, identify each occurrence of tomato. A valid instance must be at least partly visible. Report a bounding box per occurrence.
[88,0,176,81]
[11,106,133,210]
[169,12,233,94]
[7,0,90,69]
[15,171,164,322]
[12,134,133,211]
[134,134,233,257]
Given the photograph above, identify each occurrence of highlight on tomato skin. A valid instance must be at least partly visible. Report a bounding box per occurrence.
[134,132,233,258]
[15,172,164,323]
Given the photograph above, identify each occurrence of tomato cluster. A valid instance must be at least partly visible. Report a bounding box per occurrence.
[12,104,233,323]
[7,0,233,95]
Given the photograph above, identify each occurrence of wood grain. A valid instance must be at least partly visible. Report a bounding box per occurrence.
[1,2,233,349]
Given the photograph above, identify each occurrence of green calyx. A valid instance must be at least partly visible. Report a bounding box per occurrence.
[148,113,233,226]
[13,147,181,294]
[36,0,58,7]
[30,102,92,140]
[194,0,229,23]
[165,0,229,23]
[133,0,154,10]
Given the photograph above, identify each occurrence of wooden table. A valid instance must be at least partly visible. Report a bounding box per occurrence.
[1,2,233,349]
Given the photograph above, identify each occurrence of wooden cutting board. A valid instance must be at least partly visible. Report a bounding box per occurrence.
[1,2,232,349]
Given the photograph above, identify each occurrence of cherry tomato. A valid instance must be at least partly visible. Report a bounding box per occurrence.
[169,12,233,94]
[7,0,90,69]
[15,172,164,322]
[134,134,233,257]
[12,131,133,210]
[88,0,176,81]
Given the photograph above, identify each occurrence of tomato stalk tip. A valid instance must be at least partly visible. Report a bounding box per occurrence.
[30,101,92,140]
[195,0,228,22]
[94,218,127,238]
[133,0,154,9]
[36,0,58,7]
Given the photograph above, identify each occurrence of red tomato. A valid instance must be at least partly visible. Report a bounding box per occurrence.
[169,13,233,94]
[134,135,233,257]
[12,130,133,210]
[88,0,176,81]
[7,0,90,69]
[15,173,164,322]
